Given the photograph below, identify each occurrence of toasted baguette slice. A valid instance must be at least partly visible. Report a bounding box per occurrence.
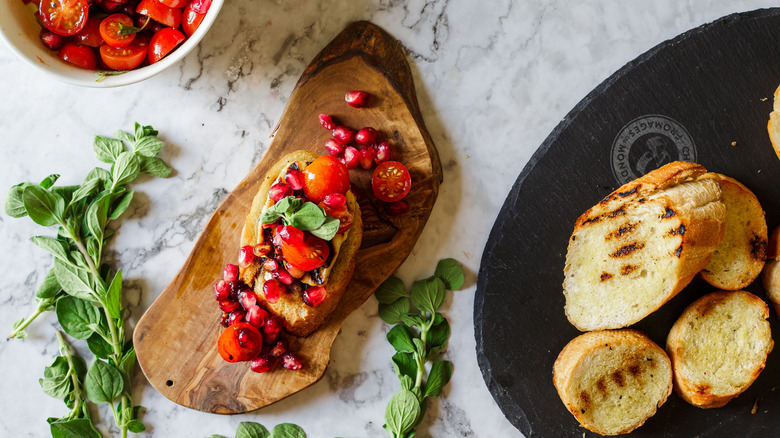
[240,150,363,336]
[699,173,767,289]
[762,226,780,316]
[666,290,773,408]
[767,85,780,160]
[564,162,726,331]
[553,329,672,436]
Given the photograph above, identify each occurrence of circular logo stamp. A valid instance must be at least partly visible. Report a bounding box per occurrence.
[610,115,697,185]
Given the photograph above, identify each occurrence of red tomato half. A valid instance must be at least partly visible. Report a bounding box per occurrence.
[302,156,350,204]
[74,16,103,47]
[58,43,97,69]
[280,234,330,271]
[136,0,182,28]
[217,323,263,363]
[372,161,411,202]
[159,0,188,7]
[99,13,136,48]
[39,0,89,36]
[100,38,148,70]
[148,27,185,64]
[189,0,211,14]
[182,2,206,37]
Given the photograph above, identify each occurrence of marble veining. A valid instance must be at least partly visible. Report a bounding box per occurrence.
[1,0,778,436]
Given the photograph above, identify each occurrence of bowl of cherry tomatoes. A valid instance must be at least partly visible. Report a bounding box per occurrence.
[0,0,223,87]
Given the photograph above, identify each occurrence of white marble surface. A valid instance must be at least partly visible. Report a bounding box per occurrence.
[1,1,778,436]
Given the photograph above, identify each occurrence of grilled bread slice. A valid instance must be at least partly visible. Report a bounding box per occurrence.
[240,150,363,336]
[699,173,767,289]
[666,290,773,409]
[767,84,780,160]
[762,226,780,316]
[553,329,673,436]
[564,161,726,331]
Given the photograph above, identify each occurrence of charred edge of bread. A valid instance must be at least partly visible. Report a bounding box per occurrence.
[239,150,363,336]
[763,226,780,316]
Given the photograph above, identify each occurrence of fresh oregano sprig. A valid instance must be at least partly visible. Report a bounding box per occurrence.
[5,122,172,437]
[375,258,464,438]
[207,421,307,438]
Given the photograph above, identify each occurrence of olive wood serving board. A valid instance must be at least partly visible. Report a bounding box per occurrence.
[133,21,441,414]
[476,8,780,438]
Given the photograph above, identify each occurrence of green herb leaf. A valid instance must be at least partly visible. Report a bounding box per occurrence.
[23,185,64,227]
[375,276,408,304]
[139,156,172,177]
[386,325,416,353]
[391,352,417,381]
[412,338,426,358]
[86,192,111,243]
[116,23,142,36]
[309,215,339,240]
[435,258,464,290]
[4,182,33,218]
[111,151,140,188]
[235,421,270,438]
[133,135,164,157]
[87,333,113,359]
[105,270,122,319]
[271,423,306,438]
[115,130,134,143]
[85,359,124,403]
[378,298,410,325]
[30,235,71,264]
[425,315,450,352]
[54,258,96,302]
[399,374,414,391]
[423,360,453,398]
[94,135,125,163]
[10,316,28,339]
[207,435,229,438]
[400,313,424,327]
[410,277,445,315]
[126,419,145,433]
[84,166,112,188]
[384,389,420,437]
[289,202,326,230]
[50,418,102,438]
[70,177,101,206]
[56,296,101,340]
[39,356,72,399]
[40,174,60,189]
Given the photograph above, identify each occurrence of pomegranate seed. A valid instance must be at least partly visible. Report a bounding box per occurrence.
[219,299,240,313]
[355,127,378,146]
[238,246,255,267]
[333,126,356,144]
[238,290,258,309]
[285,169,304,191]
[39,29,64,51]
[220,312,230,327]
[237,327,260,350]
[325,138,344,156]
[250,354,276,373]
[228,309,246,326]
[263,258,279,272]
[275,268,294,285]
[279,225,303,243]
[268,182,292,202]
[286,264,306,279]
[342,146,359,170]
[386,200,409,216]
[253,243,272,257]
[319,113,335,130]
[270,339,288,357]
[263,279,285,303]
[358,147,375,169]
[323,193,347,209]
[345,90,369,108]
[214,280,229,301]
[223,264,239,282]
[281,353,303,370]
[374,141,392,164]
[303,286,327,307]
[245,305,269,328]
[263,318,282,344]
[227,281,243,300]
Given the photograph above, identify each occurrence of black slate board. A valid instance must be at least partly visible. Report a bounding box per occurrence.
[475,8,780,438]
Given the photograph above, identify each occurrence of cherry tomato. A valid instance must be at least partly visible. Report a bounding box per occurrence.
[217,323,263,363]
[280,234,330,271]
[159,0,188,7]
[58,42,97,69]
[74,16,103,47]
[302,156,350,204]
[319,201,353,234]
[100,38,148,70]
[99,13,136,48]
[189,0,211,14]
[136,0,182,29]
[148,27,185,64]
[372,161,411,202]
[39,0,89,36]
[181,2,206,37]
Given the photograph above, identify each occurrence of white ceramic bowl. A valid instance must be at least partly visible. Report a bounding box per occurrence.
[0,0,223,87]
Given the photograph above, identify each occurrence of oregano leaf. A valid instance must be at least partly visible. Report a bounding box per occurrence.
[384,390,420,437]
[56,296,101,340]
[4,182,33,218]
[410,277,445,315]
[139,156,172,177]
[375,276,408,304]
[111,151,140,188]
[23,185,64,227]
[434,258,464,290]
[271,423,306,438]
[386,325,415,353]
[423,360,453,398]
[235,421,270,438]
[378,298,410,325]
[84,360,123,403]
[93,136,125,163]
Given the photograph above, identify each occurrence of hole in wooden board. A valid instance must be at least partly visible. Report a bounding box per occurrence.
[166,380,174,387]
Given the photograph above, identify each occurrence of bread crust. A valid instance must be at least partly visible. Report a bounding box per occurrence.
[767,85,780,161]
[666,290,773,409]
[553,329,672,435]
[763,226,780,316]
[239,150,363,336]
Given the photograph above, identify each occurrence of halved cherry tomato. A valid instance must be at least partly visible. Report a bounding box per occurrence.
[372,161,411,202]
[39,0,89,36]
[58,42,97,69]
[280,233,330,271]
[159,0,188,7]
[100,37,148,70]
[136,0,182,29]
[302,156,350,204]
[99,13,136,48]
[181,2,206,37]
[148,27,185,64]
[189,0,211,14]
[74,16,104,47]
[217,322,263,363]
[319,201,353,234]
